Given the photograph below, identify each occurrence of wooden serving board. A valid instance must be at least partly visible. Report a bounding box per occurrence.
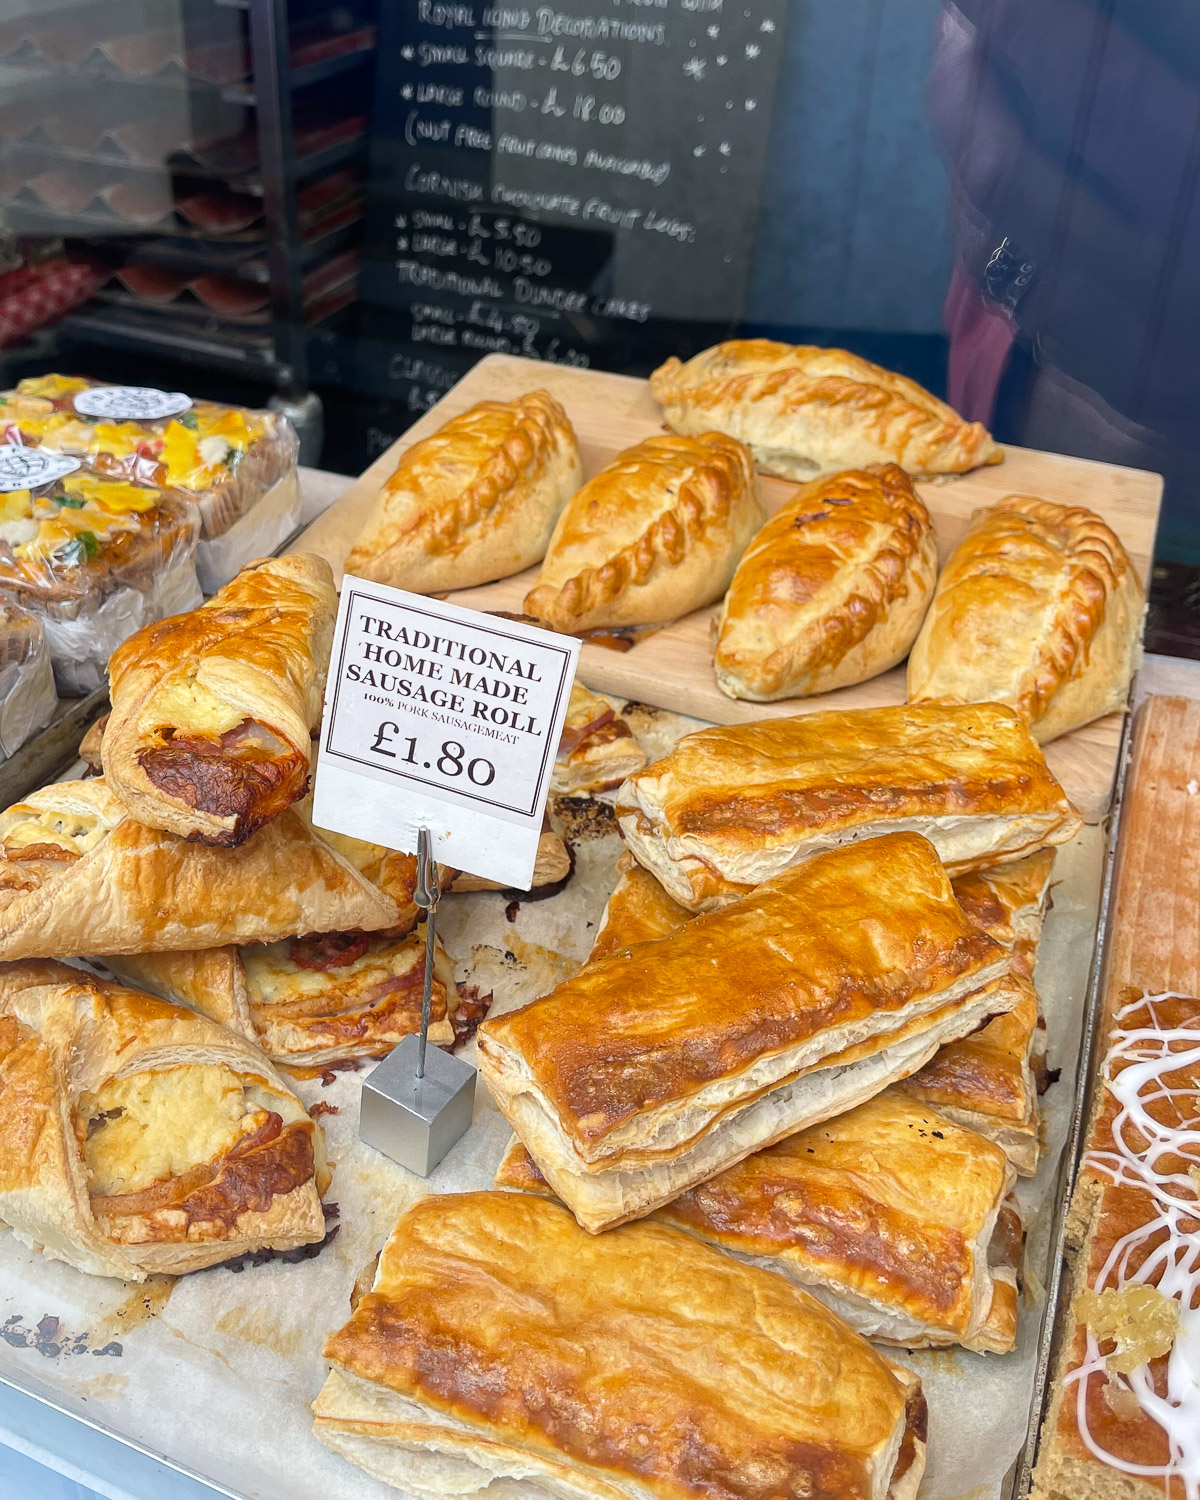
[294,353,1163,821]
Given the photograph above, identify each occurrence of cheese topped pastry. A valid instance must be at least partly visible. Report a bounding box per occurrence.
[907,495,1145,743]
[103,553,336,845]
[314,1191,928,1500]
[714,464,937,700]
[345,390,582,592]
[524,432,764,632]
[650,339,1001,479]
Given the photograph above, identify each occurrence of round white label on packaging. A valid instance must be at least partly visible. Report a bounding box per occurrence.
[0,446,82,492]
[73,385,192,421]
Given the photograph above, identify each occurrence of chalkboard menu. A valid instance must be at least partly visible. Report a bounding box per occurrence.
[357,0,789,419]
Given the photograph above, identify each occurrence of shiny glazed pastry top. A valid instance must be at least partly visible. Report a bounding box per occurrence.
[650,339,1002,478]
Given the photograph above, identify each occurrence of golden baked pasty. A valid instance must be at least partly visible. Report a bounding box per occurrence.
[477,832,1022,1231]
[107,929,459,1067]
[550,683,647,793]
[103,554,336,845]
[0,961,329,1279]
[714,464,937,700]
[314,1191,928,1500]
[616,701,1081,911]
[345,390,581,592]
[907,495,1145,742]
[524,432,764,632]
[0,779,397,959]
[650,339,1002,478]
[495,1083,1021,1353]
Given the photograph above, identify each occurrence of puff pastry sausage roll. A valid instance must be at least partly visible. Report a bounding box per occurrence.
[0,779,397,959]
[550,683,647,793]
[0,961,329,1279]
[524,432,764,632]
[106,930,459,1068]
[345,391,582,592]
[477,832,1022,1231]
[715,465,937,700]
[907,495,1144,742]
[314,1191,928,1500]
[901,850,1055,1174]
[103,553,336,845]
[650,339,1001,479]
[616,701,1080,911]
[496,1084,1021,1353]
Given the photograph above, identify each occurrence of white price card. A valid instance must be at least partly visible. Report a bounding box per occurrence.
[312,576,580,889]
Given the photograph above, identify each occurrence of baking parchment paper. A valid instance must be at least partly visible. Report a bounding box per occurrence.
[0,702,1104,1500]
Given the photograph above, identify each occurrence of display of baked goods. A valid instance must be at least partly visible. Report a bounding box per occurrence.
[713,464,937,701]
[549,682,647,793]
[344,390,582,592]
[477,831,1022,1231]
[106,928,459,1067]
[0,960,330,1280]
[908,496,1145,742]
[314,1190,928,1500]
[901,850,1055,1175]
[102,554,336,845]
[495,1084,1021,1352]
[0,596,55,762]
[0,375,299,540]
[0,779,397,958]
[524,432,764,632]
[616,701,1081,911]
[449,825,572,894]
[649,339,1002,479]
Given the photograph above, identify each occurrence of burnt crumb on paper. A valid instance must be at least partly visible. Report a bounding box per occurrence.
[222,1203,341,1273]
[504,899,521,923]
[308,1100,339,1119]
[551,795,617,845]
[453,985,494,1049]
[2,1313,122,1359]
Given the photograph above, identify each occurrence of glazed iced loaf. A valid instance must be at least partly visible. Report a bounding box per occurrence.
[314,1191,928,1500]
[476,831,1023,1231]
[615,700,1081,912]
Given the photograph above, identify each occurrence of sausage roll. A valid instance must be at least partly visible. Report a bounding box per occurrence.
[477,832,1022,1232]
[907,495,1145,743]
[650,339,1002,479]
[102,553,336,846]
[714,465,937,700]
[106,929,459,1068]
[0,960,329,1280]
[616,701,1080,911]
[0,779,398,959]
[550,683,647,793]
[524,432,764,632]
[314,1191,927,1500]
[345,391,582,592]
[496,1084,1020,1353]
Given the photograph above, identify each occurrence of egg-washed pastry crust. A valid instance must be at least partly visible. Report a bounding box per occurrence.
[525,432,764,632]
[346,390,582,593]
[103,554,336,845]
[715,464,937,700]
[908,495,1145,743]
[0,778,397,959]
[478,832,1023,1231]
[314,1191,927,1500]
[615,701,1081,912]
[0,960,328,1279]
[650,339,1001,478]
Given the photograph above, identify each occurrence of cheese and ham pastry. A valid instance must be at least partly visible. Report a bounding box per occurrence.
[102,553,336,845]
[106,930,459,1068]
[0,779,398,959]
[714,464,937,700]
[477,831,1024,1232]
[550,682,646,793]
[524,432,764,632]
[313,1191,928,1500]
[0,960,329,1279]
[495,1084,1021,1354]
[344,390,582,592]
[616,701,1081,911]
[650,339,1001,479]
[907,495,1144,742]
